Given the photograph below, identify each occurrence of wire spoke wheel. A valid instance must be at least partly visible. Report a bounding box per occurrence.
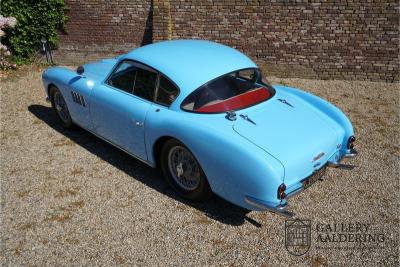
[53,91,70,123]
[167,145,201,191]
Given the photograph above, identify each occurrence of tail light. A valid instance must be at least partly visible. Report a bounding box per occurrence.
[347,136,356,149]
[277,183,286,200]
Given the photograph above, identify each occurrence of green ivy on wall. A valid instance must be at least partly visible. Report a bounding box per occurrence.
[0,0,68,59]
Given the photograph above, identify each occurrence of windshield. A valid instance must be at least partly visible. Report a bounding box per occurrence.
[181,68,274,113]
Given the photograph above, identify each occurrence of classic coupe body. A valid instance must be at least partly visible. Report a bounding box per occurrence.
[42,40,357,216]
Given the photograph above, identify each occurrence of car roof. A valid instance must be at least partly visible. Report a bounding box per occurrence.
[123,40,257,95]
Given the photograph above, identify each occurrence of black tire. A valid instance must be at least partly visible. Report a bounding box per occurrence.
[49,86,73,128]
[160,139,211,200]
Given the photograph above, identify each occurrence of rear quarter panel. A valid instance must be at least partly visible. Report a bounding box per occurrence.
[145,105,285,210]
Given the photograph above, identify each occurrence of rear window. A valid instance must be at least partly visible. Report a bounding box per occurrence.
[181,68,274,113]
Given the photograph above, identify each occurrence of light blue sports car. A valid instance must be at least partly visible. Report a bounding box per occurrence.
[42,40,357,217]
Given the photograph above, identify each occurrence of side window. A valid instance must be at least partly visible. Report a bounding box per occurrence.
[108,61,137,93]
[156,75,179,106]
[133,68,157,102]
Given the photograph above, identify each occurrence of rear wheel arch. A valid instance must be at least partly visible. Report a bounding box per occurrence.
[153,136,174,168]
[158,137,211,200]
[153,136,201,168]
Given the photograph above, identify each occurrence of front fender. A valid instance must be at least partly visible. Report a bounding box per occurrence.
[42,67,78,97]
[145,105,285,210]
[42,66,98,128]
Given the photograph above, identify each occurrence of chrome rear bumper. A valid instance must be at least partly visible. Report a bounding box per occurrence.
[327,149,358,169]
[344,148,358,158]
[327,162,355,169]
[244,196,294,218]
[246,148,358,218]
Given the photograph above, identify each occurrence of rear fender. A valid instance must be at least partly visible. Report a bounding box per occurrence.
[145,105,285,210]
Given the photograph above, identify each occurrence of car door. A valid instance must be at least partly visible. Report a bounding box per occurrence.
[90,60,158,160]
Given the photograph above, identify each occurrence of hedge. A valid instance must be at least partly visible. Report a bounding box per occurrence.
[0,0,68,59]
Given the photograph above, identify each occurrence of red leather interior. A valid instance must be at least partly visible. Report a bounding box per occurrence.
[195,87,271,113]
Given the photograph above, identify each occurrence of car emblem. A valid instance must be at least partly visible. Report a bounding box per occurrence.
[278,99,294,108]
[239,114,256,125]
[312,152,325,162]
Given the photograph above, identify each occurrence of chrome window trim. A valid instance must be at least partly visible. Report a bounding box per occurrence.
[102,59,180,108]
[180,67,275,114]
[154,74,180,107]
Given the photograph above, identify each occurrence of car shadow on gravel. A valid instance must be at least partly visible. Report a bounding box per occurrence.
[29,104,263,227]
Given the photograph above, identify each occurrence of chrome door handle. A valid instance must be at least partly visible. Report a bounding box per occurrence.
[135,121,144,127]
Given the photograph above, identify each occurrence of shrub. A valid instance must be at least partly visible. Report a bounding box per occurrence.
[0,0,67,59]
[0,15,17,69]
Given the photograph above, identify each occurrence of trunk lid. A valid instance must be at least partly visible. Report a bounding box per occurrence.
[233,91,340,187]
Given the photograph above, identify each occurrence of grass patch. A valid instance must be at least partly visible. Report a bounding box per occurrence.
[18,222,36,231]
[44,212,72,223]
[53,138,75,147]
[54,188,78,198]
[16,190,30,198]
[71,167,83,176]
[70,200,85,209]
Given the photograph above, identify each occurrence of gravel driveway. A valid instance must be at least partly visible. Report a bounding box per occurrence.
[1,65,399,266]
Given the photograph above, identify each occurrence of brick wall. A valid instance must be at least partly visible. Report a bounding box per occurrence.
[59,0,152,53]
[59,0,399,82]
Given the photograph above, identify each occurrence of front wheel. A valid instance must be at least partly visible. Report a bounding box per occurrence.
[160,139,211,200]
[50,86,73,128]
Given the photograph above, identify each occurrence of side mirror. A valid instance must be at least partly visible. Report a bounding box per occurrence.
[77,66,84,75]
